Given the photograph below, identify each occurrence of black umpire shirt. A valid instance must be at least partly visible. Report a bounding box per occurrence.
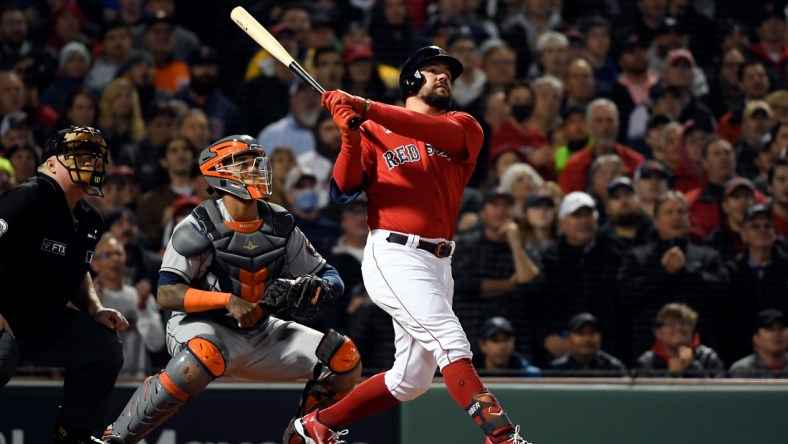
[0,173,104,339]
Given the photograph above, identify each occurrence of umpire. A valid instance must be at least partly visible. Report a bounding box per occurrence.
[0,126,129,443]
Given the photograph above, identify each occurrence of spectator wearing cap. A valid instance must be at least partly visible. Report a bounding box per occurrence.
[722,205,788,362]
[85,20,133,93]
[0,4,33,71]
[453,187,541,335]
[765,89,788,125]
[668,119,712,193]
[176,45,241,141]
[706,47,746,120]
[749,3,788,84]
[608,33,660,146]
[257,80,320,159]
[160,194,201,252]
[283,166,341,255]
[548,313,627,377]
[686,136,766,240]
[142,12,189,94]
[578,16,618,96]
[536,191,619,362]
[236,27,299,135]
[717,60,771,145]
[4,142,38,184]
[554,106,590,175]
[729,309,788,378]
[559,99,645,194]
[619,191,728,363]
[341,44,393,104]
[500,162,544,220]
[40,41,91,110]
[702,177,757,261]
[136,136,197,248]
[447,31,486,110]
[520,190,557,251]
[769,153,788,237]
[652,48,713,127]
[636,302,725,378]
[490,81,556,178]
[599,176,653,256]
[131,0,200,63]
[735,101,774,180]
[472,316,540,377]
[563,58,596,113]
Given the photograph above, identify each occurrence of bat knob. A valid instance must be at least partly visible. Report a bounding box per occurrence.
[349,117,365,130]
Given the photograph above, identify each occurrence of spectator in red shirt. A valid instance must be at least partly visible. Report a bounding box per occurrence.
[559,98,644,193]
[768,153,788,238]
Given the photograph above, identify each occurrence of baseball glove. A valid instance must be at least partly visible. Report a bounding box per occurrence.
[261,276,334,325]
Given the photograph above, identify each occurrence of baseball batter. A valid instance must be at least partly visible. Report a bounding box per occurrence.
[102,135,361,444]
[291,46,530,444]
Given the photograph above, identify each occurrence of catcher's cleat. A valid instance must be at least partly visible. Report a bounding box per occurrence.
[483,425,532,444]
[292,410,349,444]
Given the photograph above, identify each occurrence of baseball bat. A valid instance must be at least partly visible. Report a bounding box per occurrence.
[230,6,364,130]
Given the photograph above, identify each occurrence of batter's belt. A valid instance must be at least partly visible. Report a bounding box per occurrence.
[386,232,454,258]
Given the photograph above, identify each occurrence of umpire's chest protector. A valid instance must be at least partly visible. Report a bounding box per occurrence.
[173,199,294,298]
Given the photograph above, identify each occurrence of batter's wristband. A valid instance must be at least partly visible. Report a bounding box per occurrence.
[361,100,371,118]
[183,288,232,312]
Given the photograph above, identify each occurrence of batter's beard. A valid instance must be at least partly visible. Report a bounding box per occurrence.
[422,89,452,110]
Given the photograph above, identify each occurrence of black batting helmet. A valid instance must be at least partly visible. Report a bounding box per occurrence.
[399,46,463,101]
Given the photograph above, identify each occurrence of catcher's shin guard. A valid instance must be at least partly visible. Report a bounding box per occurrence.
[297,329,361,416]
[468,391,516,440]
[103,335,227,443]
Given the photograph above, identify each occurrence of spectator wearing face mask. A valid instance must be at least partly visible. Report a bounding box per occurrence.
[283,166,341,256]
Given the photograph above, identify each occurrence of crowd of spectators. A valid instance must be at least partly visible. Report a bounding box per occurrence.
[2,0,788,380]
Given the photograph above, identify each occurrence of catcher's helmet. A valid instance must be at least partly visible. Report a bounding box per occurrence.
[399,45,463,102]
[43,126,109,196]
[199,135,272,200]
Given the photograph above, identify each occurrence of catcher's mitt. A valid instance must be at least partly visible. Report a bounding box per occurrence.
[261,275,334,325]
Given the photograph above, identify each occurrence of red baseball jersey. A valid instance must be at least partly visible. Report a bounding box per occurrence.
[333,102,483,240]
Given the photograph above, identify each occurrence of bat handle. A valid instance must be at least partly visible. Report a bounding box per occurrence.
[349,117,365,130]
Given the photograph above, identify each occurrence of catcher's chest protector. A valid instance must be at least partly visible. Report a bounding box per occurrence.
[192,199,294,301]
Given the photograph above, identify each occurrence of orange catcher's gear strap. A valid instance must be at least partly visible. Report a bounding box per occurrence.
[183,288,232,312]
[103,335,229,443]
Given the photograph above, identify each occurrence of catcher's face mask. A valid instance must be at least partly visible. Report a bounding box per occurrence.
[199,135,273,200]
[47,126,109,197]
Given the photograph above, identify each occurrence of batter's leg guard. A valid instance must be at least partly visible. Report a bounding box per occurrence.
[283,330,361,444]
[467,391,517,441]
[103,335,228,444]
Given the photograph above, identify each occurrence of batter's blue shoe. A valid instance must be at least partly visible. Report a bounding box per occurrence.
[292,410,349,444]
